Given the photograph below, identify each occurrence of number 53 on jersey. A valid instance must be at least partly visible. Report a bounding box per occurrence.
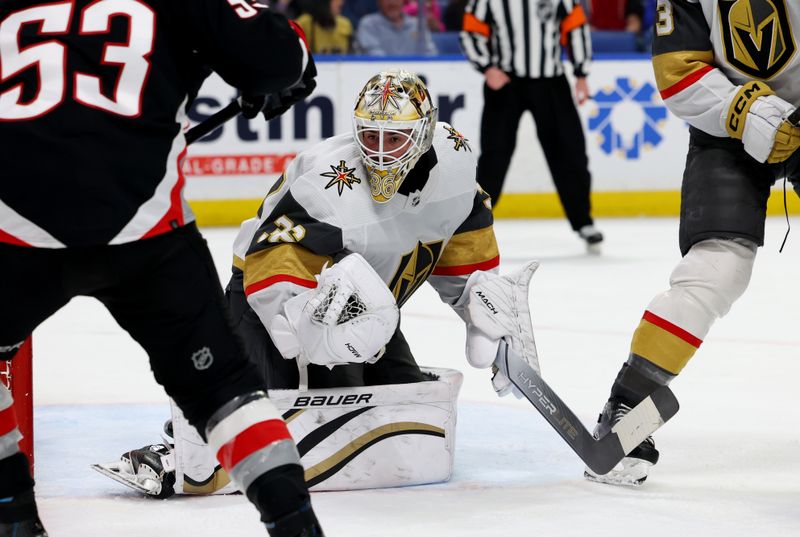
[0,0,154,121]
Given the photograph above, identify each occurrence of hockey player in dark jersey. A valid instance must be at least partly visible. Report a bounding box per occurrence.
[585,0,800,487]
[97,69,542,498]
[0,1,323,536]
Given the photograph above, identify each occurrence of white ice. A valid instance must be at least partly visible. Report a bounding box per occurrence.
[29,218,800,536]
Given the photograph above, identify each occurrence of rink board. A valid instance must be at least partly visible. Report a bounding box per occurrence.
[179,54,800,223]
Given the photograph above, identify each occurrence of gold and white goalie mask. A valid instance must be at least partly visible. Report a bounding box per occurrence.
[353,69,438,203]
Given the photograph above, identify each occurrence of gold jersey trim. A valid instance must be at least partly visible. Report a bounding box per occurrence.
[243,244,331,291]
[435,226,499,269]
[652,50,715,93]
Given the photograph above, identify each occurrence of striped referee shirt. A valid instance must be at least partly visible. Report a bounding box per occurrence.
[460,0,591,78]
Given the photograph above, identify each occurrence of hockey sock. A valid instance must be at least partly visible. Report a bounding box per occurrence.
[0,453,36,523]
[246,465,317,528]
[609,361,673,407]
[205,391,318,531]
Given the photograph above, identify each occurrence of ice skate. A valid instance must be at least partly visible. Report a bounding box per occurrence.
[584,398,659,486]
[0,517,48,537]
[92,443,176,499]
[578,225,604,254]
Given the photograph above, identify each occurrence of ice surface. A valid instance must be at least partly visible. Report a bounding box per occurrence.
[29,218,800,536]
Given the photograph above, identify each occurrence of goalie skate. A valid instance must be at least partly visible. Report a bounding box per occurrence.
[92,444,176,499]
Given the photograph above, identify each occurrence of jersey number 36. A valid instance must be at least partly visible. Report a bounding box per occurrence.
[0,0,154,121]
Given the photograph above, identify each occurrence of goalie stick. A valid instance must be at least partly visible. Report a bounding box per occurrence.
[498,342,679,475]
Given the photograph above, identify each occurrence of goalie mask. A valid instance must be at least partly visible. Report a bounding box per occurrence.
[353,69,438,203]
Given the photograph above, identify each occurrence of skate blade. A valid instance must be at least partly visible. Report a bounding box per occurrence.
[586,242,602,256]
[91,462,161,496]
[583,458,652,487]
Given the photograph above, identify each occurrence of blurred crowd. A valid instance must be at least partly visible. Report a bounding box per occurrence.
[270,0,659,56]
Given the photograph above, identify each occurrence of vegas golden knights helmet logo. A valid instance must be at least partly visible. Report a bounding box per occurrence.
[388,241,443,307]
[719,0,796,79]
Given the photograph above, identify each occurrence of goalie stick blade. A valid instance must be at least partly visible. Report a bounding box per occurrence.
[91,462,159,496]
[502,348,679,475]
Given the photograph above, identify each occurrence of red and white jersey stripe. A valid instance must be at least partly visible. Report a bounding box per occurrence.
[206,395,300,492]
[0,0,307,248]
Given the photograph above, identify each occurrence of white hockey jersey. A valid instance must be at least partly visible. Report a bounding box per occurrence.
[652,0,800,137]
[230,122,498,335]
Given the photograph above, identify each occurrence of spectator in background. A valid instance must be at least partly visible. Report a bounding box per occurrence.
[342,0,378,29]
[589,0,644,32]
[404,0,444,33]
[443,0,468,32]
[295,0,353,54]
[641,0,656,29]
[357,0,437,55]
[271,0,310,19]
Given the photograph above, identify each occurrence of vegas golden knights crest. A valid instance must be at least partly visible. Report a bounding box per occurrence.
[719,0,796,79]
[389,240,444,306]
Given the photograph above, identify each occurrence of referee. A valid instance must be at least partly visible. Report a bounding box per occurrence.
[460,0,603,251]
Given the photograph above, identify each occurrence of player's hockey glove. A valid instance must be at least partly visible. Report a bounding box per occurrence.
[725,81,800,164]
[269,253,399,367]
[240,44,317,121]
[456,262,541,397]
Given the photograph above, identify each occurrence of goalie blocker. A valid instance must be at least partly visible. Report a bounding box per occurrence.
[94,368,462,495]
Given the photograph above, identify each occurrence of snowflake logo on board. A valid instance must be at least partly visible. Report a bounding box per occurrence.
[588,77,668,160]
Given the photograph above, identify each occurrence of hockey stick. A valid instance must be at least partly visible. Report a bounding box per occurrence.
[498,343,679,475]
[185,99,242,146]
[184,92,289,146]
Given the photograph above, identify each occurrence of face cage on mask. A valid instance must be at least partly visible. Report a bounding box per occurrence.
[352,116,431,172]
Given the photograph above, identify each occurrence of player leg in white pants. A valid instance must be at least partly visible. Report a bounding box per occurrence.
[586,238,756,485]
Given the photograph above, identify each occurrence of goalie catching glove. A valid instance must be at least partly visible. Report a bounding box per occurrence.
[270,253,399,367]
[458,262,541,397]
[725,81,800,164]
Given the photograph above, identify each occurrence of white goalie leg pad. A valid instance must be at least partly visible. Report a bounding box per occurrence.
[169,400,237,495]
[159,369,461,494]
[267,367,463,491]
[270,253,399,367]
